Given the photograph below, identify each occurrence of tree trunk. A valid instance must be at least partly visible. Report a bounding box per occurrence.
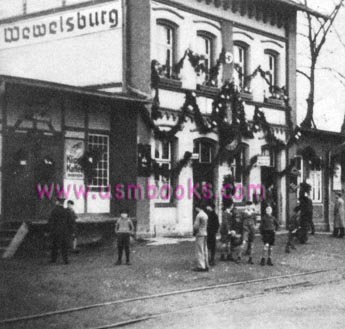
[301,61,317,128]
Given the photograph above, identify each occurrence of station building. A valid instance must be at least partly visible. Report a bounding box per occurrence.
[0,0,325,237]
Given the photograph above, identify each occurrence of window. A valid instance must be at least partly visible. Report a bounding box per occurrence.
[230,151,244,184]
[309,162,322,203]
[196,32,215,82]
[154,140,172,200]
[88,134,109,188]
[234,43,248,90]
[193,140,213,164]
[261,147,276,168]
[295,156,303,197]
[156,20,177,79]
[229,148,246,203]
[264,50,278,87]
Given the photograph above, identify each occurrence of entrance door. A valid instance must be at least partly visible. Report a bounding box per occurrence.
[260,147,277,217]
[192,140,215,219]
[3,130,63,221]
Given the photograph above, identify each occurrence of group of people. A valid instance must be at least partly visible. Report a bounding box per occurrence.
[48,199,135,265]
[192,189,318,272]
[192,201,281,272]
[48,189,343,268]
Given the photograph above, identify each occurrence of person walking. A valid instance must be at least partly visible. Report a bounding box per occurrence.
[206,203,219,266]
[333,192,345,238]
[49,197,74,264]
[192,203,209,272]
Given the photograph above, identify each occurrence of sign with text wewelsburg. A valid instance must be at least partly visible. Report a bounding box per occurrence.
[0,1,122,50]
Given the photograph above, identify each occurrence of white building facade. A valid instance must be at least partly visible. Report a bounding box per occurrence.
[0,0,322,236]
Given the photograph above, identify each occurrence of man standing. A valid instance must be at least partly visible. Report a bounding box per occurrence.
[206,203,219,266]
[192,203,209,272]
[49,197,73,264]
[333,192,345,238]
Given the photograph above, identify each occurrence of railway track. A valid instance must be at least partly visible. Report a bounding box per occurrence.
[1,267,343,329]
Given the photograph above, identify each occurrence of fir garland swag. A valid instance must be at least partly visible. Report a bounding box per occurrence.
[141,73,297,179]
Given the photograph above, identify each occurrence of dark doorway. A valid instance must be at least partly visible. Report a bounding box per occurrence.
[260,147,277,217]
[192,139,215,219]
[3,130,63,221]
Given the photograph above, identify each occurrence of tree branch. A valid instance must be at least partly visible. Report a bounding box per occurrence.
[296,69,311,81]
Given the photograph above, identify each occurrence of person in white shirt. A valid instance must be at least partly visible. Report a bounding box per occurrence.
[192,203,209,272]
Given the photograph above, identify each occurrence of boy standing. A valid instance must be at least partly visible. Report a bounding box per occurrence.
[115,209,134,265]
[260,206,279,266]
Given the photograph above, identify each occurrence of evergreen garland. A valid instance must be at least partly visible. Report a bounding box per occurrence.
[144,150,193,180]
[252,106,286,152]
[145,60,302,181]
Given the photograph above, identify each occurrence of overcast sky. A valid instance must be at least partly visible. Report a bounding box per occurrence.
[296,0,345,131]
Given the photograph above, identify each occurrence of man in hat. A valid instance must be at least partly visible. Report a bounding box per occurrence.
[333,191,345,238]
[48,197,74,264]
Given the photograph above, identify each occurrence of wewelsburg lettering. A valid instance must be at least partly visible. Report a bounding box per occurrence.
[4,8,118,43]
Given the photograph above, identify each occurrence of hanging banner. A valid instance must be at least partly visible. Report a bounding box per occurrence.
[65,139,85,180]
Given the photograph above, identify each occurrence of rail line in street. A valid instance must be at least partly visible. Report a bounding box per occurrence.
[0,267,337,326]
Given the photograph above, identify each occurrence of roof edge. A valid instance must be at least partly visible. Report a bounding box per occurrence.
[0,75,151,104]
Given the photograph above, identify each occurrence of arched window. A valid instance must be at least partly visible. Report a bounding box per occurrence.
[264,49,280,87]
[234,41,250,91]
[156,19,178,79]
[196,31,216,82]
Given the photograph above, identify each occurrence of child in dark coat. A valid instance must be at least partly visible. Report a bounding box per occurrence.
[260,206,279,266]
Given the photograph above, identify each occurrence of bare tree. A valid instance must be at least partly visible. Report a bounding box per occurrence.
[298,0,344,129]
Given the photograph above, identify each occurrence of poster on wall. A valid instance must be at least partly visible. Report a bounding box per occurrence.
[65,139,85,180]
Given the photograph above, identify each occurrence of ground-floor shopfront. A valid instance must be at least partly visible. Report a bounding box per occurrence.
[0,76,293,238]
